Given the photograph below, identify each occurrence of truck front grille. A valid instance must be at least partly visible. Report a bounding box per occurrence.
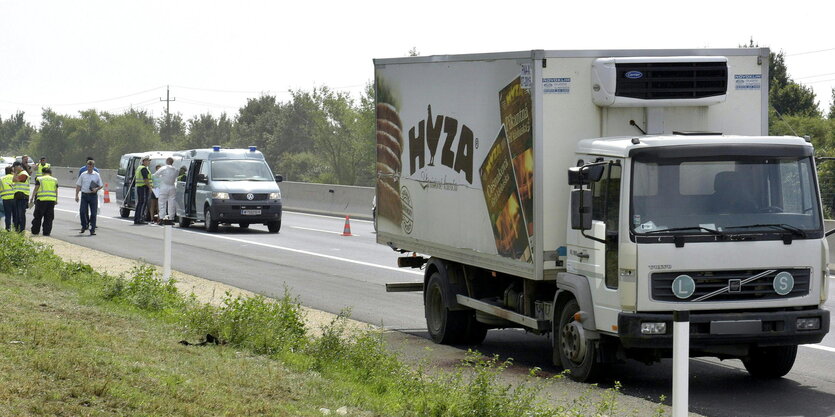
[651,269,810,302]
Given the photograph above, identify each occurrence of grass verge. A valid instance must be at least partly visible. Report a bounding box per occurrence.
[0,231,664,416]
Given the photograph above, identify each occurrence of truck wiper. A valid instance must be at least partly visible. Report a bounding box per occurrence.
[639,226,725,236]
[724,224,807,238]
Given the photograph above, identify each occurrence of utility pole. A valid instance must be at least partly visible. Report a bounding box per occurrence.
[160,85,176,142]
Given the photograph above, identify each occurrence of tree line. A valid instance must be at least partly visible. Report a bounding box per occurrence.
[1,51,835,191]
[0,84,376,186]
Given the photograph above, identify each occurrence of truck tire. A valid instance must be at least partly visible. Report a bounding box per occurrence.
[205,208,219,232]
[120,208,130,218]
[425,272,486,345]
[556,299,603,382]
[267,220,281,233]
[239,222,250,229]
[742,345,797,378]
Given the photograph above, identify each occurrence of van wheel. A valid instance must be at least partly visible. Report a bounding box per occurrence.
[178,216,191,228]
[120,208,130,218]
[556,299,603,382]
[205,208,219,232]
[743,345,797,378]
[267,220,280,233]
[239,222,250,229]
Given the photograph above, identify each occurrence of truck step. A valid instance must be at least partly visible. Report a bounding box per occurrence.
[456,295,550,331]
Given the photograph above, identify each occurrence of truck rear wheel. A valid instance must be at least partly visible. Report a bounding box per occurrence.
[555,299,603,382]
[742,345,797,378]
[120,208,130,218]
[425,272,486,345]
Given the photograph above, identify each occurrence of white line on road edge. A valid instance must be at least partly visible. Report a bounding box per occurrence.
[178,229,423,275]
[290,225,358,236]
[55,207,421,276]
[804,344,835,353]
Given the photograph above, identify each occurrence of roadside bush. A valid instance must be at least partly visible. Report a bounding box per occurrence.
[103,265,184,312]
[184,288,308,355]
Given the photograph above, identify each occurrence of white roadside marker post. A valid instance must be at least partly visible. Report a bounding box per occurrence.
[162,217,173,281]
[673,310,690,417]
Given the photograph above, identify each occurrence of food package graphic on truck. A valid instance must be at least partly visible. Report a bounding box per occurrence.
[376,48,830,381]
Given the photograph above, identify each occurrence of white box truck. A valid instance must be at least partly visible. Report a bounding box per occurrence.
[375,48,830,381]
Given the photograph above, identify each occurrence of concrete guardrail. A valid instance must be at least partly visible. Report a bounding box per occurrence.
[49,167,374,221]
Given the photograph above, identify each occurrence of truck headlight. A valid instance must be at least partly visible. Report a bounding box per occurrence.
[269,192,281,200]
[641,322,667,335]
[212,192,230,200]
[796,317,821,330]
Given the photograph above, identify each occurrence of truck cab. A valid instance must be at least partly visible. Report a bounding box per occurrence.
[174,146,283,233]
[566,135,829,377]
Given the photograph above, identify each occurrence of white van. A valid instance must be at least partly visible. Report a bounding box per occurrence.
[116,151,180,218]
[174,146,283,233]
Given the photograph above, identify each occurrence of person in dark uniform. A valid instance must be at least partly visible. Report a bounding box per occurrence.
[30,167,58,236]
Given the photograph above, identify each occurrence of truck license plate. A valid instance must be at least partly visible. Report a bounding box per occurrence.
[241,209,261,215]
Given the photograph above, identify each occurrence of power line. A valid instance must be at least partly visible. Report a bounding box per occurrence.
[787,47,835,57]
[796,72,835,80]
[0,85,167,107]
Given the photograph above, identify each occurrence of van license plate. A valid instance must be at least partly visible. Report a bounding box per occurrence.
[241,209,261,215]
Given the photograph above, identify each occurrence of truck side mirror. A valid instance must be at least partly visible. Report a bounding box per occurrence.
[571,189,592,230]
[275,175,283,183]
[568,165,605,186]
[197,174,208,184]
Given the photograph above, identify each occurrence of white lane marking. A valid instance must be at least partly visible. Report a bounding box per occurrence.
[286,210,372,223]
[177,228,422,275]
[290,225,358,236]
[56,207,421,276]
[804,344,835,353]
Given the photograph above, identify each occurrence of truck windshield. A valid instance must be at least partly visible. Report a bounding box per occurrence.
[631,154,821,237]
[211,160,274,181]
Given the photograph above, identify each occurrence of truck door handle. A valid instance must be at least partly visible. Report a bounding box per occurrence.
[576,251,589,259]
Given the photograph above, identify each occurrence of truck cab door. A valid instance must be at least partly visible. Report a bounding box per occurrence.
[566,160,622,333]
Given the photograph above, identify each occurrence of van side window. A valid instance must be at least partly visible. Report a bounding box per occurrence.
[118,156,129,176]
[199,161,210,179]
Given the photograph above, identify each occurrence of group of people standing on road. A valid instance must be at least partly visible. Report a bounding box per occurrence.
[1,156,56,235]
[133,156,178,225]
[1,155,178,237]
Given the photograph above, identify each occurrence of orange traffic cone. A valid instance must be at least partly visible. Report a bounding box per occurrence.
[342,216,353,236]
[103,183,111,203]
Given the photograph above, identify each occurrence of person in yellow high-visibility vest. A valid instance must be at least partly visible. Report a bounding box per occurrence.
[1,166,16,231]
[11,161,30,233]
[34,156,51,182]
[133,156,152,225]
[30,167,58,236]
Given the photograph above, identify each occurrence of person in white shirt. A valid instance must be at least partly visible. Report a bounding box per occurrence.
[154,157,178,220]
[75,160,103,235]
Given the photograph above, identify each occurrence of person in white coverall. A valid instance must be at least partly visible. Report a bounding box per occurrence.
[154,157,178,220]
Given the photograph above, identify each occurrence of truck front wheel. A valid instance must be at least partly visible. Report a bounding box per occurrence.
[556,299,603,382]
[742,345,797,378]
[425,272,486,345]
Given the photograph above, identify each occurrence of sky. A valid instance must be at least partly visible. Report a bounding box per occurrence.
[1,0,834,128]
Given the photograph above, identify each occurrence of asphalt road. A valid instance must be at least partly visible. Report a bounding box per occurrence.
[30,188,835,417]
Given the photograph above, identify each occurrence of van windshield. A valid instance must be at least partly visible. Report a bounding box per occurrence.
[211,160,274,181]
